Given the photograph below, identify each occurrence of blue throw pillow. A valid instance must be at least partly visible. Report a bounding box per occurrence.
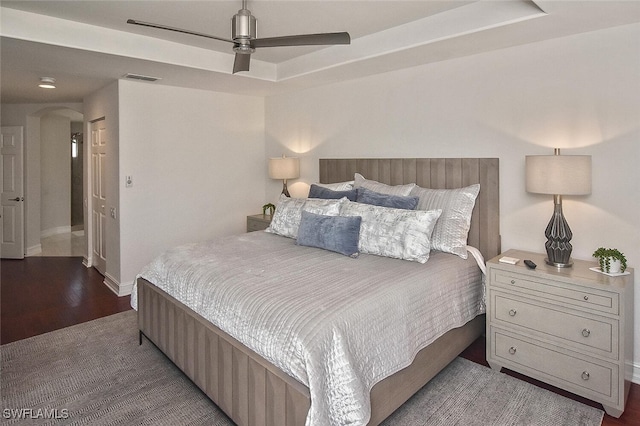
[308,184,358,201]
[296,211,361,258]
[356,187,419,210]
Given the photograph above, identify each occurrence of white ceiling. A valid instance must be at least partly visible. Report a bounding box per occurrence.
[1,1,639,104]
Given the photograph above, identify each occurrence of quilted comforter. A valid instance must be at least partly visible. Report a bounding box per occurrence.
[132,231,485,426]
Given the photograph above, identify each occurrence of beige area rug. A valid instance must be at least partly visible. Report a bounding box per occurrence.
[1,311,604,425]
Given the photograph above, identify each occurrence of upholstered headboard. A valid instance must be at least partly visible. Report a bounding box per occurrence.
[319,158,500,261]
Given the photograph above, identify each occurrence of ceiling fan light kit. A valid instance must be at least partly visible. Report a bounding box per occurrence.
[232,7,256,43]
[127,0,350,74]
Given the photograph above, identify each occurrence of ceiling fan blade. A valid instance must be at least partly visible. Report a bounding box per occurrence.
[127,19,234,44]
[233,53,251,74]
[252,32,350,48]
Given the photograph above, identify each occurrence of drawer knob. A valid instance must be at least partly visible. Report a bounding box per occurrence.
[508,309,517,317]
[508,347,517,355]
[583,295,589,301]
[581,371,590,381]
[582,328,591,338]
[510,279,516,285]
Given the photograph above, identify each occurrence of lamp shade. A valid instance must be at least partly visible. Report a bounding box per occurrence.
[526,155,591,195]
[268,156,300,180]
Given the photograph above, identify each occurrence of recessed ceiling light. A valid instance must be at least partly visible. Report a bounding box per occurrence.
[38,77,56,89]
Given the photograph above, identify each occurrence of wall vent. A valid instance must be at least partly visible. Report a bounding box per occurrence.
[123,73,161,82]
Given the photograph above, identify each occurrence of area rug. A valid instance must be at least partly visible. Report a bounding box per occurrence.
[1,311,604,425]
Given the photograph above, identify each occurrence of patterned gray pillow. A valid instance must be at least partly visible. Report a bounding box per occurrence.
[340,201,442,263]
[410,184,480,259]
[266,195,344,239]
[353,173,416,196]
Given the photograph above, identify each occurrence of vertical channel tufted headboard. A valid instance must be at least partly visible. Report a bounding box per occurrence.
[319,158,500,261]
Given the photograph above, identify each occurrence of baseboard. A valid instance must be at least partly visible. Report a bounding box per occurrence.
[26,244,42,256]
[41,226,71,238]
[118,280,134,297]
[86,259,132,297]
[103,273,133,297]
[631,361,640,385]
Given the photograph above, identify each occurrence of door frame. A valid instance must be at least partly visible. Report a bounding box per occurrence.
[86,118,107,275]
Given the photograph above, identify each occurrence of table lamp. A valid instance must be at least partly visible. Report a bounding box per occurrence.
[269,155,299,197]
[525,149,591,267]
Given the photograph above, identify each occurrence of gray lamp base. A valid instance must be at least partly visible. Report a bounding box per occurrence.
[281,180,291,197]
[545,258,573,268]
[544,195,574,268]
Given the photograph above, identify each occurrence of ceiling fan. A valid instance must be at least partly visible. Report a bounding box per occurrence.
[127,0,351,74]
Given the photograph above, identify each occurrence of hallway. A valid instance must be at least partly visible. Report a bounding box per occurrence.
[29,230,86,257]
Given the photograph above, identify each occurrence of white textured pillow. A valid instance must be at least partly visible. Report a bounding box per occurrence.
[410,184,480,259]
[315,180,354,191]
[353,173,416,196]
[340,201,442,263]
[266,195,344,239]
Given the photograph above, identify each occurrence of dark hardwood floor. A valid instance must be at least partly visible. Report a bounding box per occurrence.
[1,257,131,344]
[1,256,638,425]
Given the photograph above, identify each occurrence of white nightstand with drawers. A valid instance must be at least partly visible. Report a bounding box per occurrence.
[486,249,634,418]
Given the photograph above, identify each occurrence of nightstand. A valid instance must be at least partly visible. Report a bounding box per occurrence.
[246,214,272,232]
[486,249,634,418]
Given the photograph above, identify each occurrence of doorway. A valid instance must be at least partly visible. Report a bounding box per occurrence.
[31,108,85,257]
[71,126,83,230]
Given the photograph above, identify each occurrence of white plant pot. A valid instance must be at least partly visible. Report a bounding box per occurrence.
[606,258,622,274]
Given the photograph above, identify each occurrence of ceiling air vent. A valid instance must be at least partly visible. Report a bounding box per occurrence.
[123,73,161,82]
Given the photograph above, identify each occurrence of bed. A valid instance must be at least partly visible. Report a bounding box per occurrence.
[134,157,500,426]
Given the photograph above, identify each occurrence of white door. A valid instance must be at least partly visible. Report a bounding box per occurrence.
[1,126,25,259]
[90,120,107,275]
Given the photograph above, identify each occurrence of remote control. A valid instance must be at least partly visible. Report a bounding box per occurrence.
[524,259,537,269]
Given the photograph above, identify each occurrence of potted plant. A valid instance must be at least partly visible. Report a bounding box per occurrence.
[592,247,627,274]
[262,203,276,216]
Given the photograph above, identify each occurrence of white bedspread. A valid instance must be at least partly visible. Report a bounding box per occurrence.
[132,231,484,426]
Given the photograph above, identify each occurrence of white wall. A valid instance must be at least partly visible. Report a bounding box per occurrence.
[1,103,83,253]
[265,24,640,376]
[117,80,265,290]
[40,113,71,235]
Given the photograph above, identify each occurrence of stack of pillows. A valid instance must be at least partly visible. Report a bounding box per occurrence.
[265,173,480,264]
